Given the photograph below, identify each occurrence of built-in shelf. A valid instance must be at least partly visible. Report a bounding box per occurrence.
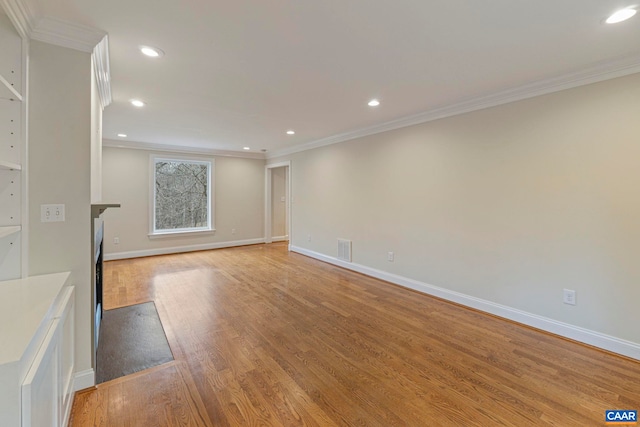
[0,73,22,102]
[0,225,21,239]
[0,11,25,286]
[0,160,21,170]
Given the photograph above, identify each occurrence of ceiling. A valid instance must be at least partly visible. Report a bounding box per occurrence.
[9,0,640,156]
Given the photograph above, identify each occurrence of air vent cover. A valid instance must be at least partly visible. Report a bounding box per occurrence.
[337,239,352,262]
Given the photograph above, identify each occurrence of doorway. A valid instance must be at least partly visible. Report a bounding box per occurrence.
[265,162,291,246]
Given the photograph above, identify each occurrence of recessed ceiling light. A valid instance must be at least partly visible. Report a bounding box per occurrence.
[140,46,164,57]
[243,147,251,150]
[606,7,637,23]
[117,133,127,138]
[368,99,380,107]
[131,99,145,107]
[286,130,295,135]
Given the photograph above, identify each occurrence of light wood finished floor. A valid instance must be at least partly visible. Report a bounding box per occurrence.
[70,242,640,426]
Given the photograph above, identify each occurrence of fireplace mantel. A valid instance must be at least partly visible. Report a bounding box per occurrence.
[91,203,121,219]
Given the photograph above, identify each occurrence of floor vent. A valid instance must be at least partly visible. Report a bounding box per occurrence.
[337,239,352,262]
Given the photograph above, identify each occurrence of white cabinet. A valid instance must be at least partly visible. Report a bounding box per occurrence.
[22,286,75,427]
[0,273,74,427]
[22,319,61,427]
[57,288,75,427]
[0,11,26,280]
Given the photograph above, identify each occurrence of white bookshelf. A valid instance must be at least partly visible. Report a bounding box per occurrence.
[0,225,21,239]
[0,73,22,101]
[0,159,21,170]
[0,12,26,281]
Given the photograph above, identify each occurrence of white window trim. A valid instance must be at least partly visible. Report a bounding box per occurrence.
[149,154,215,237]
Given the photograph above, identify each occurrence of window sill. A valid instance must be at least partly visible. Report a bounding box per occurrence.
[148,228,216,239]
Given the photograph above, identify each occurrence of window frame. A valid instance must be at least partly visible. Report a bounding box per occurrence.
[148,154,215,238]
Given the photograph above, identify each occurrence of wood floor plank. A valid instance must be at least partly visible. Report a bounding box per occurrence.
[71,242,640,426]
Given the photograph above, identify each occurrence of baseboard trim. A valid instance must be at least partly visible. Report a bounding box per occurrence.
[61,382,75,427]
[290,245,640,361]
[271,235,289,242]
[104,238,266,261]
[74,369,95,391]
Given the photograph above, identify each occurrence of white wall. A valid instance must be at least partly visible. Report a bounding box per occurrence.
[271,166,287,238]
[269,72,640,351]
[102,145,265,258]
[28,41,92,374]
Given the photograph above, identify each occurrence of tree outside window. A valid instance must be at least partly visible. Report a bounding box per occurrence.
[152,157,213,234]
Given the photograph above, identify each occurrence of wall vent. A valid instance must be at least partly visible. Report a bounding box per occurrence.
[337,239,352,262]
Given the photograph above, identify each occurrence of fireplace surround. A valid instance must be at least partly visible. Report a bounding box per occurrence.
[90,203,120,373]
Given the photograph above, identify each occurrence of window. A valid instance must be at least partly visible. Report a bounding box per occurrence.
[150,156,214,236]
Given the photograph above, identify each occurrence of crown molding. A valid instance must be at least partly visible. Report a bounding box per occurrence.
[31,16,106,53]
[267,53,640,159]
[103,139,267,160]
[92,35,112,109]
[2,0,112,107]
[0,0,37,39]
[1,0,106,53]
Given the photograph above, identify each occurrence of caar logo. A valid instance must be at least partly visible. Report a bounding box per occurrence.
[606,410,637,424]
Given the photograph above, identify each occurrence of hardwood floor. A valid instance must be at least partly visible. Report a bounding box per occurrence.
[70,242,640,426]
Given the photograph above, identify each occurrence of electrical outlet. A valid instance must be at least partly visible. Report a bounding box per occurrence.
[232,228,236,234]
[387,251,394,262]
[41,204,65,222]
[307,234,311,242]
[563,289,576,305]
[114,237,120,245]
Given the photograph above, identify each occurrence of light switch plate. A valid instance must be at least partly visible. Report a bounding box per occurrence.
[41,204,65,222]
